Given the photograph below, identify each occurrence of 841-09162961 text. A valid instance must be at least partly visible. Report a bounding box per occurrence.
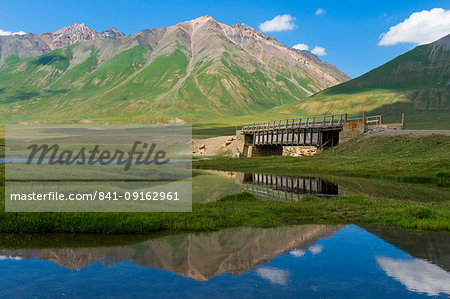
[9,191,180,201]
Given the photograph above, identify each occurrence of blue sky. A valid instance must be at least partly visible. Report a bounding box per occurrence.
[1,0,449,78]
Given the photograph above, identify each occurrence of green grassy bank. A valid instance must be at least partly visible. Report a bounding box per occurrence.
[0,134,449,233]
[0,189,448,233]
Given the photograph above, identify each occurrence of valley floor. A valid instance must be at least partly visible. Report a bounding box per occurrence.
[0,133,449,233]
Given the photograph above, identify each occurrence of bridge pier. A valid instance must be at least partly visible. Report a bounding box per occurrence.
[339,120,365,144]
[236,131,283,157]
[247,144,283,157]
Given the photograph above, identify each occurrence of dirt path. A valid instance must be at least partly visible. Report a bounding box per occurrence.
[192,136,238,156]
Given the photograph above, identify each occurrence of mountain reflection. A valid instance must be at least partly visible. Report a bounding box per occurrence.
[0,225,341,281]
[0,225,449,297]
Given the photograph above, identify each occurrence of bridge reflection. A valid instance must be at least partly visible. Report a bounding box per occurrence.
[236,173,339,201]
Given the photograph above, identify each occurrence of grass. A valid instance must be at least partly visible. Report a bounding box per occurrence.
[194,135,450,184]
[0,190,448,233]
[0,131,448,233]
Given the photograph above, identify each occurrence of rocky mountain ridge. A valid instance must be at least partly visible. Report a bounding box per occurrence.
[0,23,124,67]
[0,16,349,123]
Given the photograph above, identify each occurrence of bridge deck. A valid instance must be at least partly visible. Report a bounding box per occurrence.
[241,114,346,133]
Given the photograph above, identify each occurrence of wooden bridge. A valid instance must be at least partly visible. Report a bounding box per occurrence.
[242,114,347,148]
[236,112,405,157]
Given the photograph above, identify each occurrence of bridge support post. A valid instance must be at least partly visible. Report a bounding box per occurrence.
[236,130,254,157]
[339,120,366,144]
[363,111,367,132]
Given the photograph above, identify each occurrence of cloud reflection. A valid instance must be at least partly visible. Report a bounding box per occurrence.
[0,255,22,261]
[309,244,323,255]
[290,249,306,257]
[376,257,450,296]
[256,267,289,285]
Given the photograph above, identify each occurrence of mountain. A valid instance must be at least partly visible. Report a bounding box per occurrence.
[0,23,124,67]
[271,34,450,124]
[0,16,349,123]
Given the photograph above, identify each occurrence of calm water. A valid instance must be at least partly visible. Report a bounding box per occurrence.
[0,225,448,298]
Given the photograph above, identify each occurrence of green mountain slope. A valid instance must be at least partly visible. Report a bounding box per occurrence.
[0,16,349,123]
[270,34,450,127]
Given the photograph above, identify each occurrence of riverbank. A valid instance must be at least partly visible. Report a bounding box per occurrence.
[0,190,448,233]
[0,134,449,233]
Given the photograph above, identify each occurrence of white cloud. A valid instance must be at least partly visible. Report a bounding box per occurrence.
[376,257,450,296]
[309,244,324,254]
[259,14,297,32]
[0,29,26,36]
[290,249,306,257]
[379,8,450,46]
[293,43,309,51]
[311,46,327,56]
[256,267,289,285]
[315,8,326,16]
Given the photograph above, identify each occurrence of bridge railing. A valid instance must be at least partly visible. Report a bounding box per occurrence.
[241,114,346,132]
[347,115,383,126]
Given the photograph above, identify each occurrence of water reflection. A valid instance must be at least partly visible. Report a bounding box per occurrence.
[0,225,341,281]
[256,267,289,285]
[376,257,450,296]
[0,225,448,298]
[237,172,338,200]
[193,170,450,202]
[195,170,339,202]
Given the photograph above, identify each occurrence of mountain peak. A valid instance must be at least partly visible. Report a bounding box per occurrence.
[183,15,224,28]
[54,23,94,33]
[101,27,125,39]
[40,22,100,49]
[189,16,216,23]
